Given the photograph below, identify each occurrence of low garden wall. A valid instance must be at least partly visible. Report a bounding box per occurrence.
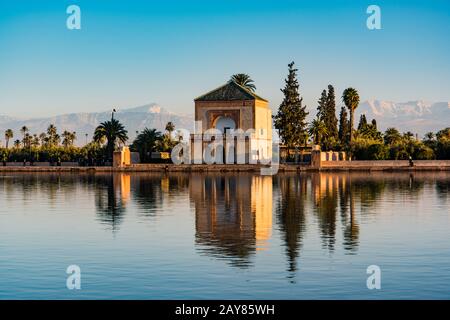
[1,161,450,173]
[321,160,450,170]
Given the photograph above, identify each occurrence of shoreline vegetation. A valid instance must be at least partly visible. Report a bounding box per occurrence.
[1,64,450,166]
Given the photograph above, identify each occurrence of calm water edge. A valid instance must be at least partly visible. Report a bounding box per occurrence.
[0,172,449,299]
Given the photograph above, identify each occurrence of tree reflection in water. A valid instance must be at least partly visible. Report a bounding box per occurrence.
[275,175,307,278]
[71,171,448,278]
[95,174,129,232]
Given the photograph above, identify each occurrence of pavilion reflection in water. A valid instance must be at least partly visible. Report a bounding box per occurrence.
[94,173,363,268]
[89,171,448,272]
[190,175,273,267]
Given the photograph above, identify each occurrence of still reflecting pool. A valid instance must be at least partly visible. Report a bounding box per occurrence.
[0,172,449,299]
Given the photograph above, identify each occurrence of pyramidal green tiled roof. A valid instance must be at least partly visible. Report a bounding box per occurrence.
[195,81,268,102]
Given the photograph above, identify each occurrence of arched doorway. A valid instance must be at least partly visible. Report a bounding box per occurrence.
[214,116,236,134]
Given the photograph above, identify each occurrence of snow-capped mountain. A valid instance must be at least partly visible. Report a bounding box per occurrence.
[0,100,449,146]
[0,103,194,146]
[355,100,450,136]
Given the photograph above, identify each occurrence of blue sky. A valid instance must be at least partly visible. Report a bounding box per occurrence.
[0,0,449,117]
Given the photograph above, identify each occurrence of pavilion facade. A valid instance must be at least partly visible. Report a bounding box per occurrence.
[189,81,273,164]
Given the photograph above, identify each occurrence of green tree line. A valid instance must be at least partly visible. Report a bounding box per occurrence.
[272,61,450,160]
[0,120,179,165]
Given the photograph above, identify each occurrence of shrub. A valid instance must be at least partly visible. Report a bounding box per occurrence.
[351,138,388,160]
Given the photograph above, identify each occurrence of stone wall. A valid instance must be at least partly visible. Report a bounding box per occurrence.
[319,151,346,161]
[254,104,272,139]
[321,160,450,169]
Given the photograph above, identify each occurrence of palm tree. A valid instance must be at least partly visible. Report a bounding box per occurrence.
[308,118,328,145]
[342,88,360,143]
[423,131,436,149]
[132,128,162,162]
[384,127,402,145]
[424,132,435,141]
[94,119,128,160]
[62,131,77,148]
[13,140,21,148]
[32,134,40,147]
[47,124,57,136]
[47,124,59,146]
[39,133,47,146]
[23,133,32,149]
[230,73,256,92]
[20,126,29,146]
[403,131,415,140]
[4,129,13,149]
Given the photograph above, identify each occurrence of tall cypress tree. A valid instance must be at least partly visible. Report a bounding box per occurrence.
[357,114,367,130]
[325,85,338,139]
[274,62,309,148]
[371,119,377,130]
[317,89,327,121]
[338,106,350,145]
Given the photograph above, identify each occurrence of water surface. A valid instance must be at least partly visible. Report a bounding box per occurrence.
[0,172,449,299]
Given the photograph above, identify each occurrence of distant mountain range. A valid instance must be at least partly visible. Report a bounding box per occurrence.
[355,100,450,136]
[0,100,449,146]
[0,103,194,146]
